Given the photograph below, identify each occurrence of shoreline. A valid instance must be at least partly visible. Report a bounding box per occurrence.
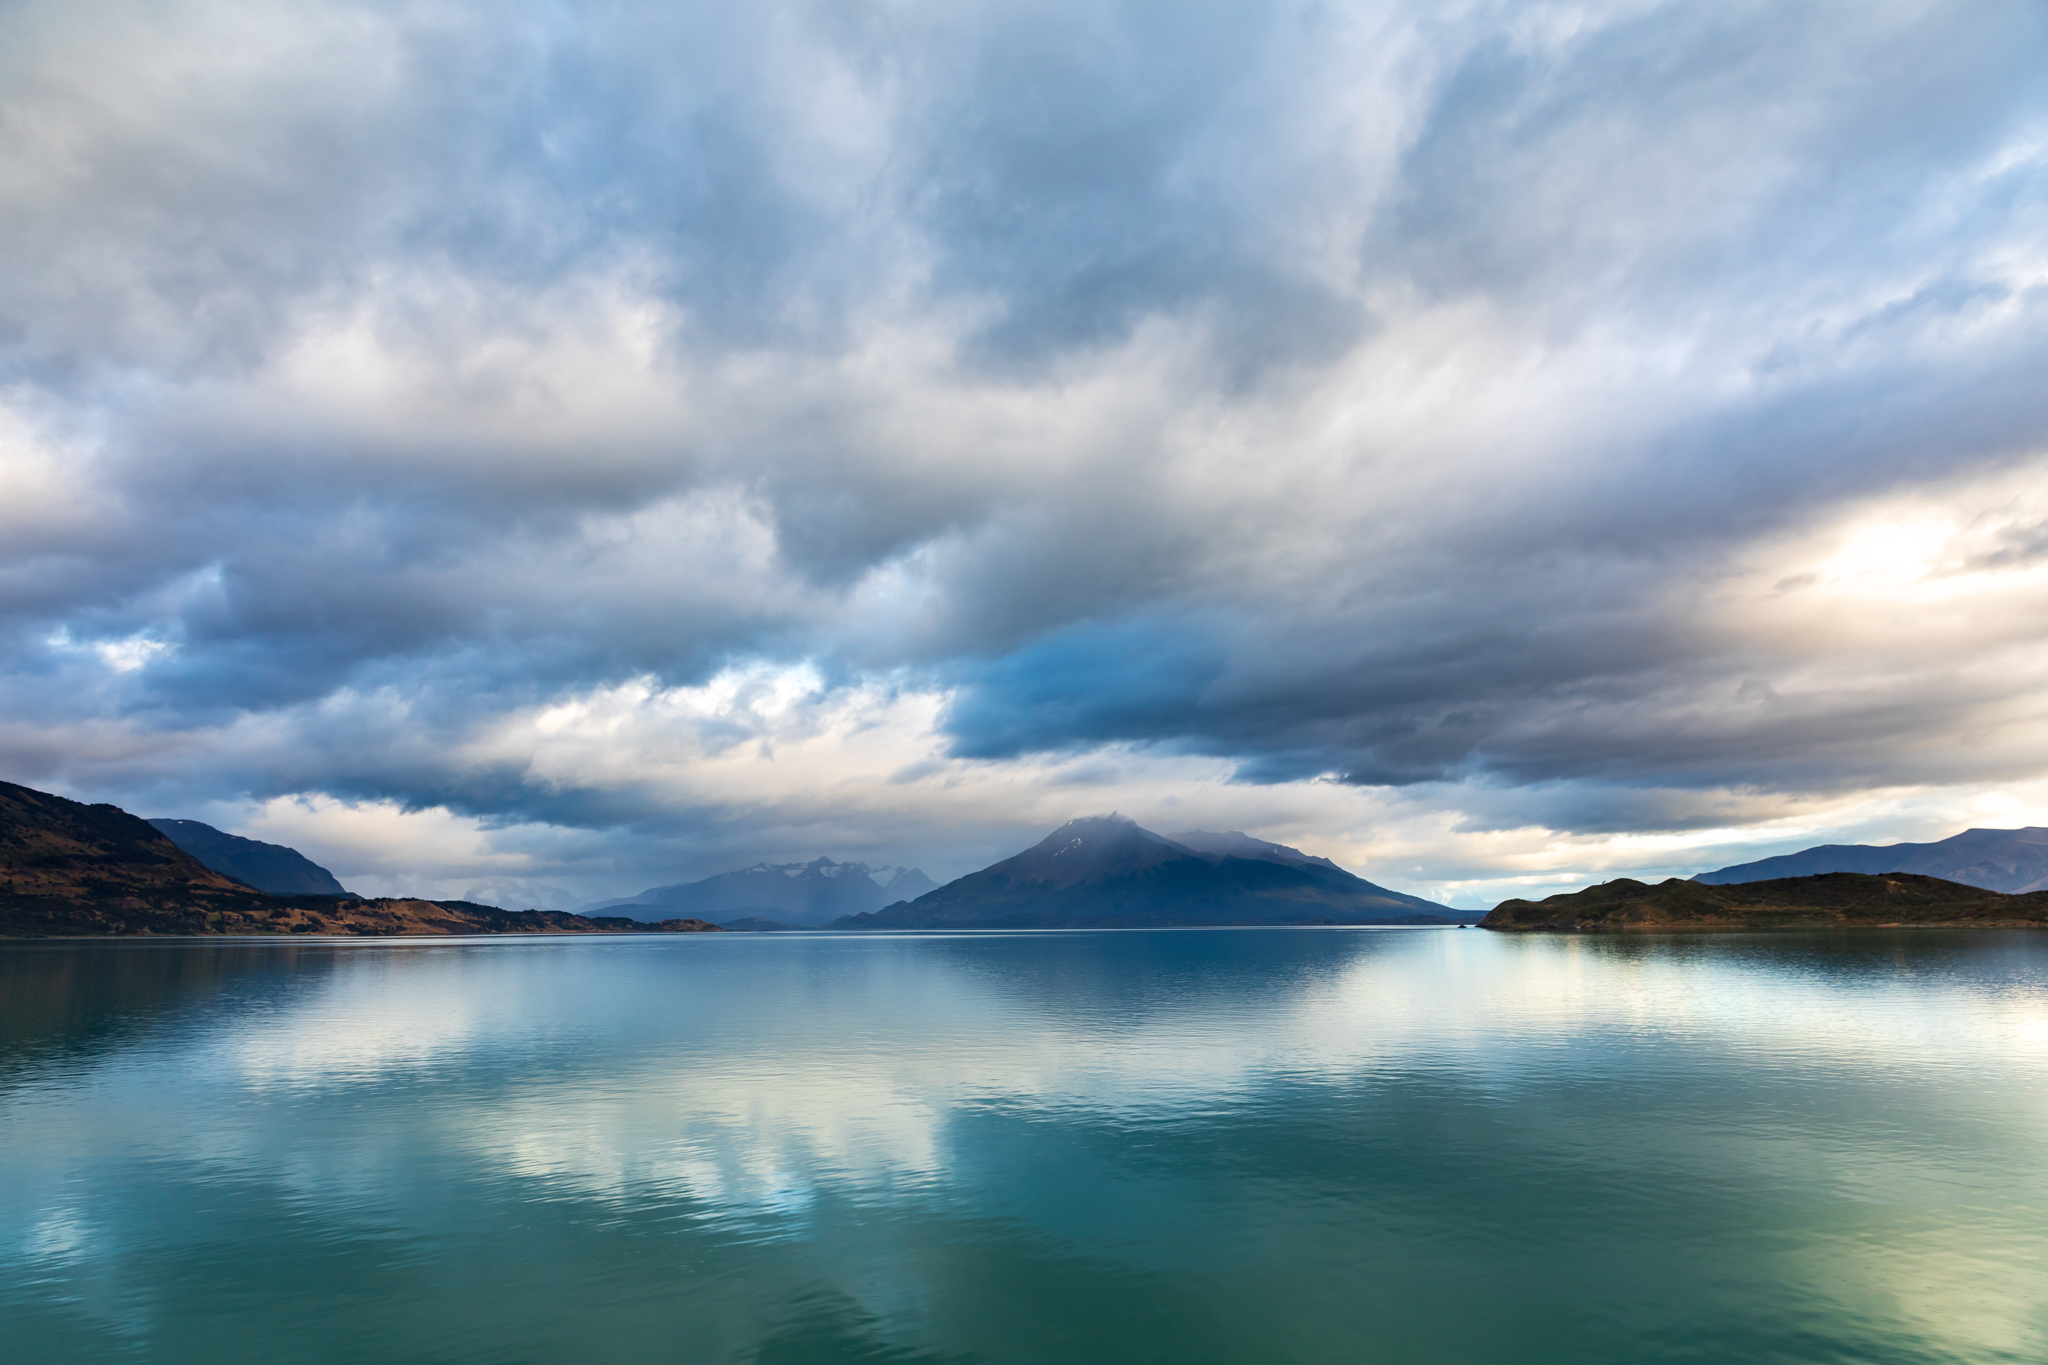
[1483,920,2048,934]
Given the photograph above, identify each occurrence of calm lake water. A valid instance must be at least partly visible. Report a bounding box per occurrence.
[3,928,2046,1364]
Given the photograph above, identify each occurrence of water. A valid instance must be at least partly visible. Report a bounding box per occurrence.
[3,929,2046,1364]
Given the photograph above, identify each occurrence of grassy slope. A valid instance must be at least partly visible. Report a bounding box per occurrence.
[1481,871,2048,932]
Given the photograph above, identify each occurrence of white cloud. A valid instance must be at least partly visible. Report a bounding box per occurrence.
[2,0,2047,897]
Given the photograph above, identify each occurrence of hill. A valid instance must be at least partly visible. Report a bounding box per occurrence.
[835,815,1472,929]
[1694,826,2048,894]
[590,857,937,926]
[3,779,249,906]
[147,818,357,896]
[1481,871,2048,932]
[0,779,718,937]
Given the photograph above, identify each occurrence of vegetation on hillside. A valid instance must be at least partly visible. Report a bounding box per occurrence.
[1482,872,2048,932]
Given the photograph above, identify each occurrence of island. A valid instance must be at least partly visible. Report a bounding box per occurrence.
[1480,871,2048,932]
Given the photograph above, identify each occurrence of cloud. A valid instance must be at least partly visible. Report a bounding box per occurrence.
[2,0,2047,899]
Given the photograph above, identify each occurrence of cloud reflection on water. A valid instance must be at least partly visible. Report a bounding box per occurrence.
[16,934,2045,1205]
[5,931,2048,1364]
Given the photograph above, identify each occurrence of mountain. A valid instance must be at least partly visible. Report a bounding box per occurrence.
[1482,871,2048,932]
[0,779,718,937]
[834,815,1473,928]
[1694,827,2048,893]
[1165,829,1347,871]
[595,857,938,926]
[5,780,251,906]
[147,818,357,896]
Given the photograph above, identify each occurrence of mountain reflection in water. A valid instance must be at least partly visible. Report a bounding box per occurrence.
[4,929,2047,1364]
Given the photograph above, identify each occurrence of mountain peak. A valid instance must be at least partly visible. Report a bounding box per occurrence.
[1018,815,1193,887]
[1040,812,1143,841]
[838,814,1463,928]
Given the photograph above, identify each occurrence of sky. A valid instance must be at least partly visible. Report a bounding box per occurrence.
[4,0,2048,909]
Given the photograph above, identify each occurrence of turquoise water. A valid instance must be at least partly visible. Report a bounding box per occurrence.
[3,929,2046,1364]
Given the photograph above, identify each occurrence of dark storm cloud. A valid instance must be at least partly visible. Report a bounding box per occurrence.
[906,0,1372,371]
[3,0,2048,876]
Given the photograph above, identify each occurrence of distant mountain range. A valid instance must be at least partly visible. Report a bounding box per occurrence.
[147,818,357,896]
[834,815,1476,929]
[1695,827,2048,894]
[589,858,937,926]
[14,770,2048,937]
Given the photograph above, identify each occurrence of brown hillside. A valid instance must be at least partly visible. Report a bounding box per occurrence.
[0,779,718,938]
[1481,871,2048,932]
[1,779,249,900]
